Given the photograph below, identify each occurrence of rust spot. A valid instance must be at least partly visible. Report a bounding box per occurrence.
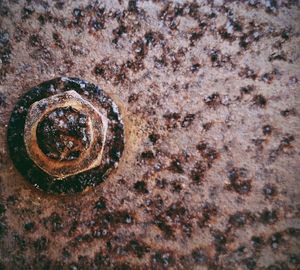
[239,66,257,80]
[34,236,49,252]
[134,181,149,194]
[154,216,174,239]
[169,158,184,174]
[252,94,267,108]
[263,184,277,199]
[203,93,221,108]
[196,142,219,166]
[181,114,195,128]
[198,203,217,228]
[228,211,254,229]
[259,209,278,225]
[226,168,252,194]
[240,85,255,95]
[262,125,272,135]
[191,161,207,184]
[280,108,296,117]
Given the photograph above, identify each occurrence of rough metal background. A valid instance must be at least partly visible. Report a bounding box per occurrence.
[0,0,300,269]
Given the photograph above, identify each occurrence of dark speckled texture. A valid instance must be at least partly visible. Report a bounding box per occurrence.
[0,0,299,269]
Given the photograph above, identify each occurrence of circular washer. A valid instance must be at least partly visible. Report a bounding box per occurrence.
[7,77,124,194]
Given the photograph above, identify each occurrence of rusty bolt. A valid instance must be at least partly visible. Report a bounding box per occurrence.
[8,77,124,194]
[24,90,108,179]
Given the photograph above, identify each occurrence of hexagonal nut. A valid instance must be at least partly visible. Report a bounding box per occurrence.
[24,90,108,179]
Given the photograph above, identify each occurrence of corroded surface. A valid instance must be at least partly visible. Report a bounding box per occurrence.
[8,78,124,193]
[0,0,300,269]
[36,106,92,162]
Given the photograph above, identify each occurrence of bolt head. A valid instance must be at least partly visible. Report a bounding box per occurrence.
[24,90,108,179]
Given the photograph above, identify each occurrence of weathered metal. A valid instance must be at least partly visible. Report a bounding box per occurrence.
[0,0,299,269]
[8,77,124,193]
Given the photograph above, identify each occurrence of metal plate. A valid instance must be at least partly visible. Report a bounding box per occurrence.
[0,0,299,269]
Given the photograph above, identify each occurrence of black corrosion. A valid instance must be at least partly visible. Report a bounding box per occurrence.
[7,77,124,194]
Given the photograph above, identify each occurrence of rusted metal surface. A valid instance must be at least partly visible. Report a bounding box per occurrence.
[0,0,299,269]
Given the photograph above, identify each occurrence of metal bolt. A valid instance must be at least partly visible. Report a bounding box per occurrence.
[24,90,108,179]
[8,77,124,194]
